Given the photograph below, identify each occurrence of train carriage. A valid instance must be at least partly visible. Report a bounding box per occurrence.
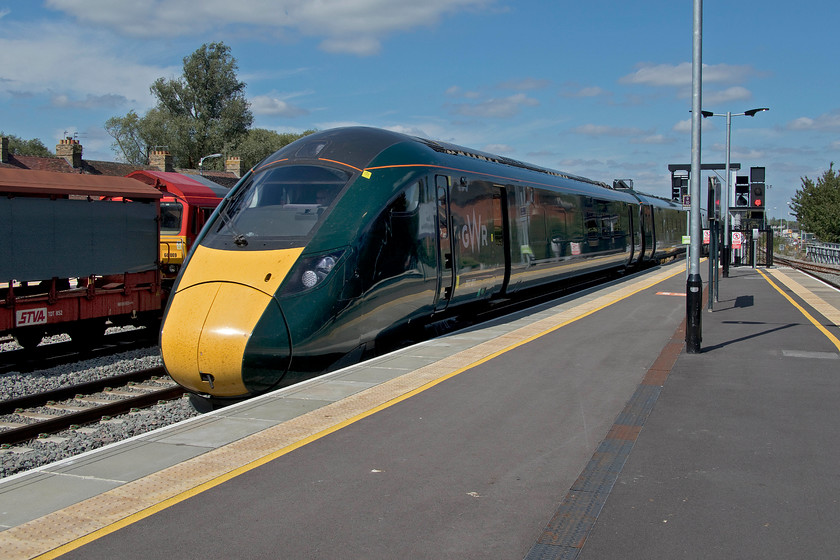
[0,168,163,348]
[161,127,685,408]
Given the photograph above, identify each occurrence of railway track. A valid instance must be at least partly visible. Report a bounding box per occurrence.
[774,255,840,289]
[0,366,184,446]
[0,326,158,375]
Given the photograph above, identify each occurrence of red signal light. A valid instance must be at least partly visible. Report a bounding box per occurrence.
[753,198,762,207]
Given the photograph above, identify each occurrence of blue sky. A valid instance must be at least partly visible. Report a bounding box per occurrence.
[1,0,837,219]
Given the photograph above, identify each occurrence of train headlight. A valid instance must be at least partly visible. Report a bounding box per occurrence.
[282,251,344,295]
[301,257,335,288]
[301,270,319,289]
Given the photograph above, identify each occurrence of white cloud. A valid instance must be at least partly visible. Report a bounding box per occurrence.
[51,93,128,110]
[497,78,550,91]
[572,124,646,137]
[630,134,675,145]
[620,62,756,87]
[449,93,539,118]
[46,0,496,56]
[560,85,608,98]
[0,22,174,109]
[482,143,515,154]
[786,110,840,131]
[672,118,715,133]
[703,86,752,106]
[250,94,309,118]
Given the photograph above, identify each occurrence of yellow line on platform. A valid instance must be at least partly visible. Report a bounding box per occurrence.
[760,268,840,352]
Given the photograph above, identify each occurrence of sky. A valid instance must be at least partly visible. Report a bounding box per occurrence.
[1,0,838,220]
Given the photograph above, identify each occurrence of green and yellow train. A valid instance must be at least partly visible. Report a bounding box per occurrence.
[160,127,685,409]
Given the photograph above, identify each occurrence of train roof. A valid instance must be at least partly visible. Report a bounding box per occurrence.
[0,167,162,200]
[260,127,612,190]
[126,170,229,205]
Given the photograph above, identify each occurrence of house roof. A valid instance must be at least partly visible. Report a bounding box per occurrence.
[0,151,239,188]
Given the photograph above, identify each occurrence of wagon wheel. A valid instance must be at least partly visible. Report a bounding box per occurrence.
[68,319,108,348]
[14,329,44,350]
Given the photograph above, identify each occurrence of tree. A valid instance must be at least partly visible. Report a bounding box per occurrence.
[104,111,148,165]
[227,128,317,171]
[107,42,253,168]
[790,163,840,243]
[1,133,53,157]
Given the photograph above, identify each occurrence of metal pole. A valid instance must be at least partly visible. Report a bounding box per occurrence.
[722,112,731,278]
[714,219,720,301]
[686,0,703,353]
[708,219,715,310]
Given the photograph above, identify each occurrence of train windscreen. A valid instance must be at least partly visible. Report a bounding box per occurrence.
[160,201,183,234]
[203,165,351,249]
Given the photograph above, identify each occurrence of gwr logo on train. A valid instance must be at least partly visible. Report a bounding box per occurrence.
[16,308,48,327]
[461,210,488,252]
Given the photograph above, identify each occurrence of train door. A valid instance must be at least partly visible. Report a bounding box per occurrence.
[641,204,656,260]
[434,175,455,312]
[447,179,506,304]
[626,207,637,265]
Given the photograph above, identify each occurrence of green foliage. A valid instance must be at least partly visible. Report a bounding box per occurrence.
[790,163,840,243]
[107,42,253,168]
[104,111,148,165]
[227,128,317,172]
[1,133,53,157]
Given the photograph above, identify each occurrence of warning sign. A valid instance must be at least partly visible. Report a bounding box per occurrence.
[732,231,743,250]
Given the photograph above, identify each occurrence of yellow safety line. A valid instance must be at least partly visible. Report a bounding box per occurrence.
[758,268,840,352]
[30,264,688,559]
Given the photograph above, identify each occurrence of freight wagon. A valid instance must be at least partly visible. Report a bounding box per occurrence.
[0,168,162,348]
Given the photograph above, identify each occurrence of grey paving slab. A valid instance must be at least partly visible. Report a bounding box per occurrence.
[47,440,211,483]
[223,396,333,422]
[335,366,412,384]
[149,415,277,447]
[280,378,377,401]
[0,472,122,529]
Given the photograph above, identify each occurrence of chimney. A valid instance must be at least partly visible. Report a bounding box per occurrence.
[149,149,174,172]
[56,137,83,168]
[0,137,8,163]
[225,156,241,178]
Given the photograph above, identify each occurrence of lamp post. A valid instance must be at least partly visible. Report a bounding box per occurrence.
[199,153,223,175]
[700,107,769,277]
[686,0,703,353]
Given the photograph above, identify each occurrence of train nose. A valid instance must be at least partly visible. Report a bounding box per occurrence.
[161,282,290,398]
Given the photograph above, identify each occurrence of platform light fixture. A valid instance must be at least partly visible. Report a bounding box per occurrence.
[699,107,770,278]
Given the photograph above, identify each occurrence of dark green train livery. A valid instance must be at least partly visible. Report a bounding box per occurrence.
[160,127,685,408]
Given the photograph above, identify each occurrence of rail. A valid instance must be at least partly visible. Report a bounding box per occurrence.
[0,366,184,446]
[774,255,840,290]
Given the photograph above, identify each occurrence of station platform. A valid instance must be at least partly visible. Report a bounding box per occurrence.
[1,260,838,559]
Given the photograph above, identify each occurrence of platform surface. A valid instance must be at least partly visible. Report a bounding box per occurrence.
[1,262,838,559]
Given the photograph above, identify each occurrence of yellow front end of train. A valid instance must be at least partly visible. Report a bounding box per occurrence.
[160,244,303,398]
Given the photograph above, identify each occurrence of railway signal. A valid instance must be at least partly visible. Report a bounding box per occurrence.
[671,175,688,202]
[707,176,721,220]
[751,184,765,209]
[750,166,765,209]
[735,175,750,207]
